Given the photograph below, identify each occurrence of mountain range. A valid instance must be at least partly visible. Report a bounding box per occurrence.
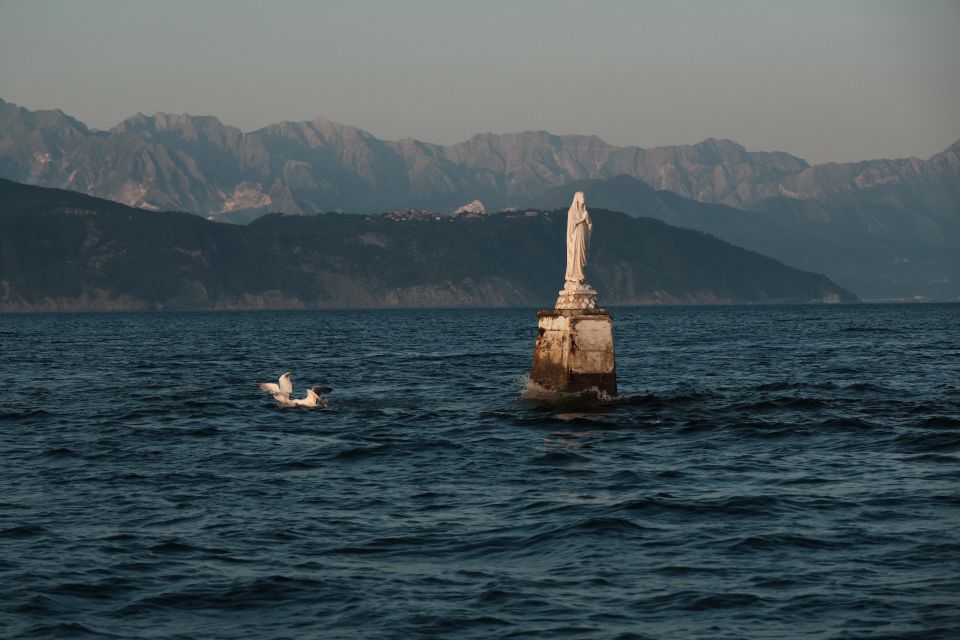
[1,97,956,299]
[2,98,956,214]
[0,178,855,311]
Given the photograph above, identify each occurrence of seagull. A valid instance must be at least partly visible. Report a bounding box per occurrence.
[258,371,293,398]
[274,386,333,408]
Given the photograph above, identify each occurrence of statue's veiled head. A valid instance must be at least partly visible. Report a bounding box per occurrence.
[573,191,585,207]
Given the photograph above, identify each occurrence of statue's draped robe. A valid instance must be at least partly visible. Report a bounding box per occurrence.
[565,196,592,283]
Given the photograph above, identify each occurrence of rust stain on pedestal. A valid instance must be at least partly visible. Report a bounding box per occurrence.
[530,308,617,395]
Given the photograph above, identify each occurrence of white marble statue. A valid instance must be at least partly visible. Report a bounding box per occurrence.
[555,191,597,310]
[565,191,592,284]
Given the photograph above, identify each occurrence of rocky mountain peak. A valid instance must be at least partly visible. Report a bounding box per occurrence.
[112,111,240,149]
[453,199,486,215]
[0,98,955,219]
[0,98,90,134]
[112,112,151,133]
[688,138,749,163]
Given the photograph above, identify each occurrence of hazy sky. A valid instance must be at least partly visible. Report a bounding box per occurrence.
[1,0,957,164]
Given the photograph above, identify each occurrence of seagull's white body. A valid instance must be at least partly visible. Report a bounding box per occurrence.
[258,371,293,397]
[274,387,331,408]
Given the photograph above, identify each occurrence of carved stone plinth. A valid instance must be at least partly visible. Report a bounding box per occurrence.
[530,308,617,396]
[555,282,597,310]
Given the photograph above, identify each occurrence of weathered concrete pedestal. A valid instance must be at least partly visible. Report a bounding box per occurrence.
[530,283,617,396]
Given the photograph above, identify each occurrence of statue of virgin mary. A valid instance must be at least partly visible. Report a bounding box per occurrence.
[565,191,592,284]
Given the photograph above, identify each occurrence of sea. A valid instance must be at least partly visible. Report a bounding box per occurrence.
[1,304,958,639]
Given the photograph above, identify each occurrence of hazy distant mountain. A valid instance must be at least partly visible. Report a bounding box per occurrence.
[530,175,960,300]
[0,178,855,311]
[2,98,956,218]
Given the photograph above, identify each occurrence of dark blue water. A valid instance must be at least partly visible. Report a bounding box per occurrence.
[1,304,959,639]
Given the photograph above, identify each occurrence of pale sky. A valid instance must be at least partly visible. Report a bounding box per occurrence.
[1,0,957,164]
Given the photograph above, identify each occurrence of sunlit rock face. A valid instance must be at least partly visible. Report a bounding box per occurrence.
[453,199,486,215]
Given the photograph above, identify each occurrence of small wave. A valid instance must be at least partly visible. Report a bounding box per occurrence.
[900,453,960,464]
[520,379,614,405]
[653,564,724,577]
[109,408,178,423]
[907,401,960,416]
[529,451,589,466]
[181,426,221,437]
[754,381,838,392]
[20,622,123,639]
[121,575,326,613]
[395,614,513,634]
[842,381,894,393]
[519,377,679,410]
[261,458,320,471]
[38,447,79,459]
[182,400,238,411]
[102,533,137,542]
[730,420,808,439]
[919,416,960,429]
[330,445,390,460]
[755,381,802,391]
[891,431,960,454]
[615,494,781,517]
[633,589,764,612]
[685,592,764,611]
[419,351,510,362]
[524,517,651,545]
[730,533,848,551]
[774,475,830,486]
[0,524,47,538]
[0,408,53,421]
[50,580,133,600]
[730,396,829,411]
[474,588,512,604]
[897,541,960,564]
[773,592,845,615]
[148,540,216,554]
[414,438,466,452]
[13,595,63,616]
[822,416,878,431]
[604,469,641,482]
[604,389,715,407]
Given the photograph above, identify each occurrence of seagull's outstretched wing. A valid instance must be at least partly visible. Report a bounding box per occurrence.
[258,382,281,395]
[279,372,293,396]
